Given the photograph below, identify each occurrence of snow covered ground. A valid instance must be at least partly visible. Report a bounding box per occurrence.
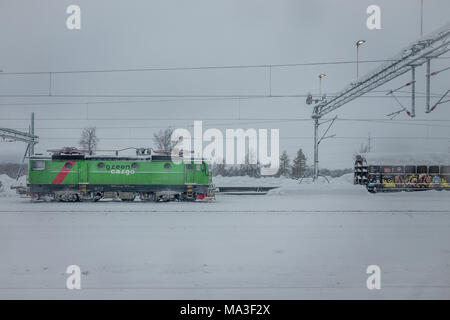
[0,174,450,299]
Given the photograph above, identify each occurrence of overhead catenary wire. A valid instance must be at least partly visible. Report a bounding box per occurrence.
[21,136,450,141]
[0,56,447,98]
[4,118,450,128]
[1,56,448,153]
[3,117,450,122]
[0,93,445,98]
[0,56,447,100]
[0,93,445,103]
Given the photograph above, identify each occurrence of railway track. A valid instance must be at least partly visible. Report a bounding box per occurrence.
[216,186,279,195]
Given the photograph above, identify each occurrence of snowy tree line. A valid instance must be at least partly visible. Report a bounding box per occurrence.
[0,163,28,179]
[211,149,352,179]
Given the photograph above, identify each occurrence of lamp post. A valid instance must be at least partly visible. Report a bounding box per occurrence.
[421,0,424,37]
[318,73,326,99]
[356,40,366,79]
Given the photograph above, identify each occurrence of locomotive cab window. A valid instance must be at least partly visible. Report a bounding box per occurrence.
[196,164,201,171]
[31,160,45,170]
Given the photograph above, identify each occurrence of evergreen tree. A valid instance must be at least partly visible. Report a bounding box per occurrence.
[291,148,307,178]
[276,150,291,177]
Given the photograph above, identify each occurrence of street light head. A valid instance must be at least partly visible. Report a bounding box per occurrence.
[356,40,366,46]
[319,73,326,79]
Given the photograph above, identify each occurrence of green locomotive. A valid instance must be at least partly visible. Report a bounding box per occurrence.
[27,147,215,202]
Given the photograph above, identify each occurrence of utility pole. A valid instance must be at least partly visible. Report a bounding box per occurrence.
[426,59,431,112]
[368,132,371,153]
[313,116,319,180]
[30,112,35,157]
[312,111,336,181]
[411,66,416,117]
[313,74,326,181]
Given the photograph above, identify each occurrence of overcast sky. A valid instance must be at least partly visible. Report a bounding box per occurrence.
[0,0,449,169]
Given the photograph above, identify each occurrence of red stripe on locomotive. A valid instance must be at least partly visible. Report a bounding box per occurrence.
[51,161,76,184]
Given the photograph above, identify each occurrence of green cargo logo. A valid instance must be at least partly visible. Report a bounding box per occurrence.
[105,164,135,176]
[111,169,135,176]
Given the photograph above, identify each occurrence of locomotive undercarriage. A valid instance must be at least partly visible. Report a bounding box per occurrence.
[29,184,214,202]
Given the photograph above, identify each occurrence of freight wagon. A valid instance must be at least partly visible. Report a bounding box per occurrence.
[354,152,450,193]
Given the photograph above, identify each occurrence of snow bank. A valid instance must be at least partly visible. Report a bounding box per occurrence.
[266,173,359,196]
[214,173,354,187]
[214,175,297,187]
[213,173,357,196]
[0,174,26,197]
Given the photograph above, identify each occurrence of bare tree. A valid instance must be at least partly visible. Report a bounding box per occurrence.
[153,127,177,151]
[79,127,99,154]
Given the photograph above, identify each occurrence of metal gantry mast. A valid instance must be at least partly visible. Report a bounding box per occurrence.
[311,22,450,180]
[0,112,38,157]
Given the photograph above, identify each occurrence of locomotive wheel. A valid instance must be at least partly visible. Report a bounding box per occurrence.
[59,193,79,202]
[94,192,103,201]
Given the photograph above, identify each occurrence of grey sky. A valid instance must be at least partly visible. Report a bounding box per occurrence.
[1,0,449,169]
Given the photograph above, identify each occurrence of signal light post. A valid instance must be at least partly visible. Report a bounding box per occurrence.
[356,40,366,79]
